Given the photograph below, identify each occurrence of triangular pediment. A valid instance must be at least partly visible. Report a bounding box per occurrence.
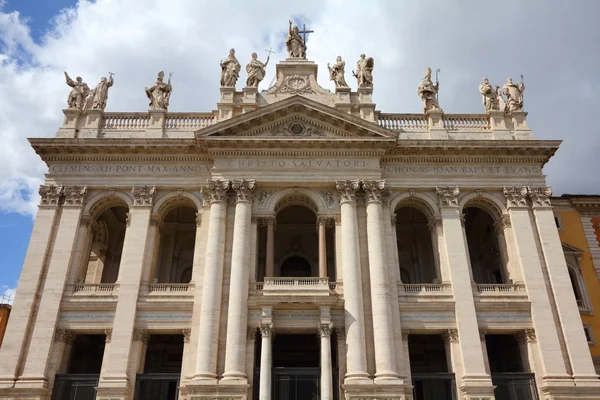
[562,242,584,255]
[196,95,396,140]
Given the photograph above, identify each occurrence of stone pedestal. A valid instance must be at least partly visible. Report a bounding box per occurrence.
[334,87,351,114]
[56,108,83,138]
[146,109,166,138]
[357,87,375,122]
[218,87,236,121]
[79,109,104,138]
[427,110,448,139]
[511,111,534,139]
[241,87,258,114]
[488,110,512,140]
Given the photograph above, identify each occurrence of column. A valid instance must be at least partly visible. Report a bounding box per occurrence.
[335,180,369,381]
[96,186,155,398]
[193,180,230,382]
[502,187,571,384]
[362,180,399,380]
[258,323,273,400]
[318,217,328,278]
[265,217,275,277]
[435,187,494,397]
[16,186,88,389]
[529,187,600,383]
[0,185,62,388]
[319,323,334,400]
[223,179,255,381]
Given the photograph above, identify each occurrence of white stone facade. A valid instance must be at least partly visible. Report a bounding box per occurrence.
[0,56,599,400]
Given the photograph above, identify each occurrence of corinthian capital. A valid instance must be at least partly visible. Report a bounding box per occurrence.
[39,185,63,206]
[335,180,360,204]
[528,186,552,208]
[201,179,230,204]
[132,185,156,206]
[231,179,256,202]
[318,322,333,338]
[503,186,528,208]
[361,180,386,204]
[259,323,274,338]
[63,185,88,206]
[436,186,459,207]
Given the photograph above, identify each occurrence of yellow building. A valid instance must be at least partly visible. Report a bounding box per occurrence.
[552,195,600,373]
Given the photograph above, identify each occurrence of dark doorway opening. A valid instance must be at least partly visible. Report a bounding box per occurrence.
[409,334,457,400]
[280,256,312,277]
[135,334,183,400]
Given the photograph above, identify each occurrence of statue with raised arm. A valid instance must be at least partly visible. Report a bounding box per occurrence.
[89,73,115,111]
[145,71,172,111]
[286,20,306,58]
[353,54,374,88]
[220,48,241,88]
[246,52,269,88]
[418,67,442,113]
[327,56,349,88]
[503,76,525,112]
[64,71,90,109]
[478,77,500,112]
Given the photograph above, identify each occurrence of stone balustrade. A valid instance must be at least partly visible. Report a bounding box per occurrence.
[67,283,118,294]
[442,114,490,131]
[147,283,192,293]
[103,113,150,130]
[377,114,428,131]
[398,283,451,294]
[474,283,525,294]
[259,277,332,297]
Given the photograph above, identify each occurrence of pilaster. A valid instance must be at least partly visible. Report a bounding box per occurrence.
[15,186,87,391]
[0,186,62,389]
[96,185,155,400]
[435,186,495,398]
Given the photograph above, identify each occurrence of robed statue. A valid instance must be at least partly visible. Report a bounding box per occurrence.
[64,72,90,109]
[502,77,525,112]
[286,20,306,58]
[327,56,349,88]
[478,77,500,112]
[89,73,114,111]
[220,48,241,87]
[145,71,172,111]
[246,52,270,88]
[418,67,442,113]
[354,54,374,88]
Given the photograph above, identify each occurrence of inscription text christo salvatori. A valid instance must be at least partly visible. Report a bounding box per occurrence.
[227,159,370,168]
[50,164,212,174]
[383,165,542,175]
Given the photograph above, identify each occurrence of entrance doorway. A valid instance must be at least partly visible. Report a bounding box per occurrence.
[280,256,312,277]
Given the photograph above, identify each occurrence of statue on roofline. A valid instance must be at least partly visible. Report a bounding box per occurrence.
[246,52,270,88]
[89,73,115,111]
[64,72,90,109]
[145,71,172,111]
[503,76,525,112]
[220,48,241,88]
[327,56,349,88]
[353,54,374,88]
[478,77,501,112]
[286,20,306,58]
[418,67,442,113]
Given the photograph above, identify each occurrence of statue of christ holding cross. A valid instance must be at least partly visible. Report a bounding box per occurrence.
[286,20,313,59]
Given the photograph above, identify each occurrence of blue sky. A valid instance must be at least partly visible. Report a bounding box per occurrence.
[0,0,76,297]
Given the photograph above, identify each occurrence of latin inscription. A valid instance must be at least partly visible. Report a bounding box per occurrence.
[383,165,542,176]
[227,159,370,169]
[51,164,212,174]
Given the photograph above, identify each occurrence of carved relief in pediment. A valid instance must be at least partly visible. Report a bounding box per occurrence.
[267,121,327,137]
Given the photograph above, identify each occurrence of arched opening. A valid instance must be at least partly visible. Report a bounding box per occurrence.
[464,206,507,284]
[395,206,438,283]
[154,206,197,283]
[83,206,128,284]
[275,204,318,278]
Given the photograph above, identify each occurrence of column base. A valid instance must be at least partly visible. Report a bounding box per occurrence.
[539,376,600,399]
[182,381,250,400]
[343,380,408,400]
[12,375,47,389]
[458,374,495,400]
[95,386,130,400]
[0,387,48,400]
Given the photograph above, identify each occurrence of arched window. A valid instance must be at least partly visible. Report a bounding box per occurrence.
[395,206,438,283]
[562,243,592,313]
[464,206,507,284]
[154,206,197,283]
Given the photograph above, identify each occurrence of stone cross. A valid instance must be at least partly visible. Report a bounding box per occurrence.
[298,23,314,44]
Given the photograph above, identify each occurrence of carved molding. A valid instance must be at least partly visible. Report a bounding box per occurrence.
[133,328,150,343]
[494,214,512,232]
[336,180,360,204]
[362,180,386,204]
[201,179,230,204]
[319,191,336,209]
[259,323,274,338]
[182,329,191,343]
[104,329,113,343]
[231,179,256,202]
[257,191,274,209]
[503,186,528,208]
[517,328,537,344]
[54,328,75,344]
[318,323,334,338]
[528,186,552,208]
[442,329,459,343]
[150,213,164,232]
[428,217,442,233]
[436,186,459,207]
[39,185,63,206]
[63,185,88,206]
[132,185,156,206]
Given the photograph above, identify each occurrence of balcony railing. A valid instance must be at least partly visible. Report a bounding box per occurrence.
[399,283,451,294]
[258,277,333,297]
[475,283,525,294]
[147,283,191,293]
[52,374,99,400]
[66,283,118,295]
[492,373,539,400]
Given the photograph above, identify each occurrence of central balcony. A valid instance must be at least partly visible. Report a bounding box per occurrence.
[258,277,333,297]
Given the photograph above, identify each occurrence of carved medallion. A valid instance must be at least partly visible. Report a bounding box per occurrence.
[269,121,325,137]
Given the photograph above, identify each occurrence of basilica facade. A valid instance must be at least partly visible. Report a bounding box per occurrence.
[0,28,599,400]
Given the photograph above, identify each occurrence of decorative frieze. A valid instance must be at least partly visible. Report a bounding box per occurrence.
[63,185,88,206]
[528,186,552,208]
[132,185,156,206]
[361,179,387,204]
[436,186,459,207]
[39,184,63,206]
[335,179,360,204]
[503,186,528,208]
[231,179,256,202]
[200,179,230,203]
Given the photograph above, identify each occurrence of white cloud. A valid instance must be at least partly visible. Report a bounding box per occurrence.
[1,286,15,305]
[1,0,599,217]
